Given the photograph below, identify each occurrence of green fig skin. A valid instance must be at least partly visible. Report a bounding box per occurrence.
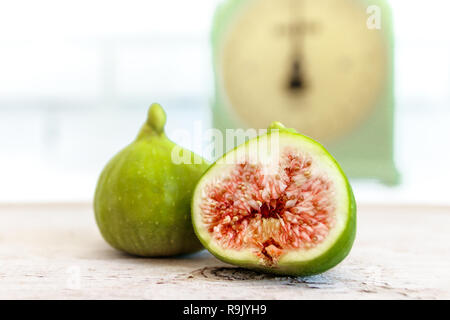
[94,104,210,257]
[191,122,356,276]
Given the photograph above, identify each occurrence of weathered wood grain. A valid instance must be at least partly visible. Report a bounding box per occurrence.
[0,203,449,299]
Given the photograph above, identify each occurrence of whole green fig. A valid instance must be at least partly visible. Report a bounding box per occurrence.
[94,103,209,256]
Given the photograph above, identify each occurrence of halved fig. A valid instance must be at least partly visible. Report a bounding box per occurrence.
[192,122,356,276]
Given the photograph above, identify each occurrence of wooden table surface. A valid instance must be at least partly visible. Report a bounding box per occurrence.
[0,203,449,300]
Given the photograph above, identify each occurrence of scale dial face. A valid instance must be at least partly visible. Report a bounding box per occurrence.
[219,0,389,142]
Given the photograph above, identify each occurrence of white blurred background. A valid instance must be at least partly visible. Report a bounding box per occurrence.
[0,0,449,205]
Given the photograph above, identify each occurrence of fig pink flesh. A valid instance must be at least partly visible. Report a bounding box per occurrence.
[200,148,336,265]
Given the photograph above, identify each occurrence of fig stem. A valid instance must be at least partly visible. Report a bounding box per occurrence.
[147,103,166,134]
[268,122,297,133]
[136,103,167,140]
[269,122,286,130]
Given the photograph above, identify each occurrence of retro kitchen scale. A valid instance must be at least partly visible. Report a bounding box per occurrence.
[211,0,399,184]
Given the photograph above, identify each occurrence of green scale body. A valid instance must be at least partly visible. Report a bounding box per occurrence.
[211,0,399,184]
